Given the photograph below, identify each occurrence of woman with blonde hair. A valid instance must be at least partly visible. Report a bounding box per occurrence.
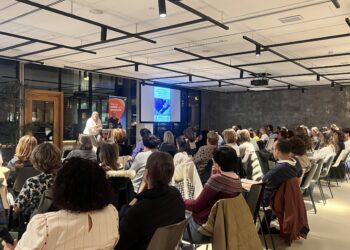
[159,131,178,157]
[112,128,131,156]
[8,135,37,170]
[222,129,240,157]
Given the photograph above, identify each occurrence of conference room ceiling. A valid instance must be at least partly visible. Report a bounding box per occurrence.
[0,0,350,92]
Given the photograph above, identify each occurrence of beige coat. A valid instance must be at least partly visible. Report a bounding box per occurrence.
[199,195,262,250]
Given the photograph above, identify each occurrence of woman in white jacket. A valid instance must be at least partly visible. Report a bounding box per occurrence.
[172,136,203,199]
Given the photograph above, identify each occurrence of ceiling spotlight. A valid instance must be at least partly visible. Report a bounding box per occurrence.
[340,85,344,91]
[346,18,350,27]
[288,84,291,90]
[240,70,244,79]
[101,27,107,41]
[135,63,139,72]
[255,45,261,57]
[301,88,305,93]
[219,80,222,87]
[331,0,340,9]
[316,75,320,81]
[331,81,335,87]
[158,0,167,18]
[189,74,192,82]
[83,71,89,81]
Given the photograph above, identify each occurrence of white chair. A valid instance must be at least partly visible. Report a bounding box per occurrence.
[300,161,319,213]
[330,150,349,186]
[319,154,336,199]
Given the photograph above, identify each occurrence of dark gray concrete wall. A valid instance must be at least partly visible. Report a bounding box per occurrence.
[201,86,350,132]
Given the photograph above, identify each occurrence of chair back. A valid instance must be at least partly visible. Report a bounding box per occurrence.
[300,160,318,190]
[265,138,275,151]
[319,154,335,178]
[312,158,324,181]
[245,183,265,223]
[332,150,349,168]
[146,218,189,250]
[13,167,40,193]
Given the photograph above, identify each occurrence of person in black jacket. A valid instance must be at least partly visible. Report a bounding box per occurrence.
[159,130,178,157]
[116,151,185,250]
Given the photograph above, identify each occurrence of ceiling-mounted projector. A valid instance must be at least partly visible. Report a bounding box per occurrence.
[251,79,269,86]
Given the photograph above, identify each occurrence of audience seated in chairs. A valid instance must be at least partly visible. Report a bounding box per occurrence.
[65,135,97,162]
[130,134,160,192]
[111,128,132,157]
[116,151,185,250]
[183,127,197,156]
[193,131,218,182]
[222,129,240,157]
[172,136,202,199]
[184,146,242,244]
[262,139,303,206]
[239,129,256,162]
[290,136,312,174]
[8,135,37,171]
[14,143,62,214]
[99,142,135,210]
[131,128,152,160]
[159,131,178,157]
[3,157,119,250]
[313,130,336,161]
[7,135,38,193]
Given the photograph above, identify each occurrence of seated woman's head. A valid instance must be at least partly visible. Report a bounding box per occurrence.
[99,142,119,171]
[183,128,196,143]
[144,152,174,189]
[176,135,190,153]
[143,135,160,150]
[112,128,127,143]
[79,135,93,150]
[30,143,62,174]
[289,137,306,156]
[163,131,175,144]
[15,135,38,162]
[222,129,237,144]
[54,157,112,212]
[239,129,251,143]
[207,131,219,146]
[140,128,151,138]
[212,146,238,173]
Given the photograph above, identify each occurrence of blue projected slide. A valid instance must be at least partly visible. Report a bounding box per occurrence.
[154,87,171,122]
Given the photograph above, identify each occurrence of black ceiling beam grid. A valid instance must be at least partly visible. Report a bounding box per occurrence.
[174,47,299,89]
[92,64,135,71]
[0,54,44,64]
[168,0,229,30]
[16,0,155,45]
[243,35,341,87]
[310,63,350,70]
[0,41,35,52]
[0,31,96,55]
[114,57,248,88]
[35,19,207,62]
[146,74,189,81]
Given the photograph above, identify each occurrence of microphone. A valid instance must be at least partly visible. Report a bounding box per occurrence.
[0,227,14,245]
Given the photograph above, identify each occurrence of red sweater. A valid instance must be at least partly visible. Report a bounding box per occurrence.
[185,174,242,224]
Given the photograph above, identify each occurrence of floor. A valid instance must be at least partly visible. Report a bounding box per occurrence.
[198,178,350,250]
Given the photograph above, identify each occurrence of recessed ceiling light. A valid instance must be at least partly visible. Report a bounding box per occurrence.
[90,9,103,15]
[279,15,304,23]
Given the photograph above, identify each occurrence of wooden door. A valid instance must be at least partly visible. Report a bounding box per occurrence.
[25,90,63,150]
